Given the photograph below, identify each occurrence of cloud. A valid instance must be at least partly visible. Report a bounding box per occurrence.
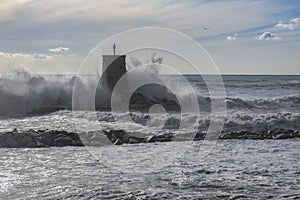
[1,1,299,74]
[256,32,280,41]
[49,47,72,54]
[4,0,159,22]
[289,17,300,24]
[0,0,285,39]
[275,22,296,30]
[227,33,238,41]
[0,0,32,21]
[0,51,51,60]
[275,17,300,30]
[226,36,237,41]
[33,54,51,60]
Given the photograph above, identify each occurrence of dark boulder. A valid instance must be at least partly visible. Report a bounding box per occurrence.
[104,130,174,145]
[0,129,83,148]
[218,129,300,140]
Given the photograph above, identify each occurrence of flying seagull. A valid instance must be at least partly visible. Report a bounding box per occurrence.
[201,25,210,30]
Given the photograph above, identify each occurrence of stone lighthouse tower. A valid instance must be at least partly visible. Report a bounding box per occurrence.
[97,43,127,110]
[101,43,126,90]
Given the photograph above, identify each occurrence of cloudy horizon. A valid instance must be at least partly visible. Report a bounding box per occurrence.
[0,0,299,74]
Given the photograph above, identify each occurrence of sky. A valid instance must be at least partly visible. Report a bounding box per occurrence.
[0,0,299,74]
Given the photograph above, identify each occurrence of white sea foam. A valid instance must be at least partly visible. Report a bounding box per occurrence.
[0,66,299,117]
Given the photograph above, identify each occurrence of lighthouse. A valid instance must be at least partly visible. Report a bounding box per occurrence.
[96,43,180,112]
[101,43,126,90]
[97,43,127,110]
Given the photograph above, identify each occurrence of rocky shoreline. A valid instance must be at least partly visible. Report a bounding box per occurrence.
[0,129,84,148]
[0,128,299,148]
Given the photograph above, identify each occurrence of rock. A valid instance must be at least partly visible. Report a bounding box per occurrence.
[54,136,73,147]
[5,136,20,148]
[128,137,140,144]
[26,142,38,148]
[1,127,299,148]
[147,135,156,143]
[81,131,109,146]
[194,132,206,141]
[0,129,83,148]
[273,133,294,139]
[71,138,84,146]
[217,129,300,140]
[146,134,173,143]
[36,141,47,147]
[153,133,173,142]
[104,130,174,145]
[104,130,128,144]
[113,139,123,145]
[36,136,52,147]
[0,133,9,147]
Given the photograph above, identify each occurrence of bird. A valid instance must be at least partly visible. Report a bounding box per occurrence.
[201,25,210,30]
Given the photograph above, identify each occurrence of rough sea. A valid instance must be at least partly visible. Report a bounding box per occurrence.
[0,70,299,199]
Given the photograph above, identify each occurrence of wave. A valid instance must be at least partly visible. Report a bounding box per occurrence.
[0,67,299,117]
[226,95,300,111]
[124,111,300,134]
[0,68,74,116]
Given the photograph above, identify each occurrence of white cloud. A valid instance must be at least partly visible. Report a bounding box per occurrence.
[49,47,71,54]
[275,17,300,30]
[227,33,238,41]
[0,51,51,60]
[256,32,280,41]
[275,22,295,30]
[33,54,51,59]
[289,17,300,24]
[226,36,237,41]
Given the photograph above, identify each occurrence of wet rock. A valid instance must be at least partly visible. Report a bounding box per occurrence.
[218,129,300,140]
[36,141,47,147]
[82,131,112,146]
[54,136,73,147]
[150,133,173,142]
[0,129,83,148]
[104,130,174,145]
[113,139,123,145]
[193,132,206,141]
[272,130,299,139]
[36,134,52,147]
[104,130,128,144]
[128,137,140,144]
[1,127,299,148]
[5,136,20,148]
[26,142,38,148]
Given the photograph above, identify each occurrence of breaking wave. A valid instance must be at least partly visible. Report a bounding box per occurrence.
[1,111,300,148]
[0,67,74,116]
[0,66,299,117]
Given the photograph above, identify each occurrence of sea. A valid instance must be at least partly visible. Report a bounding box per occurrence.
[0,69,299,199]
